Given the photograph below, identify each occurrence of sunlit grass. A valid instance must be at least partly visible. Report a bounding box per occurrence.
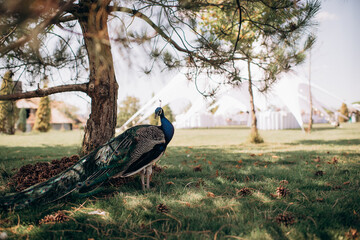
[0,123,359,239]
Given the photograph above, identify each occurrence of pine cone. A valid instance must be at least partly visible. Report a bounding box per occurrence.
[276,186,290,198]
[237,187,252,196]
[157,203,170,213]
[275,212,295,226]
[345,228,359,240]
[39,211,69,225]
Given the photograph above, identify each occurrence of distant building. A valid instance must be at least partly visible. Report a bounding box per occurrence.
[16,98,85,132]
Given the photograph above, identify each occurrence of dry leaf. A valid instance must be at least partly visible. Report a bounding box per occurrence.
[237,160,243,164]
[166,181,175,185]
[216,170,219,177]
[272,155,279,159]
[343,181,350,185]
[207,192,215,198]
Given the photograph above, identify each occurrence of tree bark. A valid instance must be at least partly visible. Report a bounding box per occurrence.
[78,0,118,154]
[247,60,257,136]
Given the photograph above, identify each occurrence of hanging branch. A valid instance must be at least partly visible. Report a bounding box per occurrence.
[108,6,247,65]
[233,0,242,55]
[0,0,76,57]
[0,83,88,101]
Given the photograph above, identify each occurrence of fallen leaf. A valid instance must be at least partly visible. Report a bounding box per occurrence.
[207,192,215,198]
[166,181,175,185]
[272,155,279,159]
[237,160,243,164]
[207,161,212,165]
[314,156,321,162]
[343,181,350,185]
[270,193,277,198]
[258,153,263,156]
[215,170,219,177]
[250,154,256,157]
[316,198,324,202]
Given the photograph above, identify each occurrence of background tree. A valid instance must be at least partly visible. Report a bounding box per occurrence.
[339,103,349,123]
[149,105,174,125]
[0,0,320,153]
[0,71,17,134]
[33,95,51,132]
[198,0,319,142]
[117,96,141,128]
[17,108,27,132]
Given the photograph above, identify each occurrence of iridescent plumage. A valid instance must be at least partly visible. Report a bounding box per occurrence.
[0,107,174,210]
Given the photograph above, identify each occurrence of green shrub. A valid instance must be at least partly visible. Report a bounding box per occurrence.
[33,96,51,132]
[0,71,17,134]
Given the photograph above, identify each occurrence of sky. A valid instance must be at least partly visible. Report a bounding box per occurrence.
[41,0,360,115]
[294,0,360,104]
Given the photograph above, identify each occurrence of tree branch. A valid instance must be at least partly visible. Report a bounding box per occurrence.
[0,83,88,101]
[0,0,75,57]
[108,6,246,64]
[233,0,242,54]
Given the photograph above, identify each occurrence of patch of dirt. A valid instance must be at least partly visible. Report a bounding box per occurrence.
[8,155,80,191]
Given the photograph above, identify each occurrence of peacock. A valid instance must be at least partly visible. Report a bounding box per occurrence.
[0,107,174,210]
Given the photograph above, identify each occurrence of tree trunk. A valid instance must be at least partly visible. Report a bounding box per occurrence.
[247,59,263,143]
[78,0,118,154]
[248,60,257,134]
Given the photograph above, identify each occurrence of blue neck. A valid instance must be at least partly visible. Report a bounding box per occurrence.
[160,115,174,144]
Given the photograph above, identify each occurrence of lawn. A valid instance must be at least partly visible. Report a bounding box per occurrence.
[0,123,359,239]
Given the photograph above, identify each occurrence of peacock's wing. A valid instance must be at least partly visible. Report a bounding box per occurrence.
[64,125,166,191]
[119,125,166,177]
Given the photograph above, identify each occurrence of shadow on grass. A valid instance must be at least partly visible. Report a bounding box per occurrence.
[292,138,360,146]
[1,145,359,239]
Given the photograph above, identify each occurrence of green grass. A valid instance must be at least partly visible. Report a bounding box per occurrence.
[0,123,360,239]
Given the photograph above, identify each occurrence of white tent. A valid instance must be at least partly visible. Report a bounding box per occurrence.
[121,72,221,128]
[122,71,353,130]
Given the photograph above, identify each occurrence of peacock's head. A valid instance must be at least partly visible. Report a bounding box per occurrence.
[155,107,164,118]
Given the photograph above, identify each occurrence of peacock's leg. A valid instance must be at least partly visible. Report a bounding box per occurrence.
[141,169,146,190]
[146,165,153,189]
